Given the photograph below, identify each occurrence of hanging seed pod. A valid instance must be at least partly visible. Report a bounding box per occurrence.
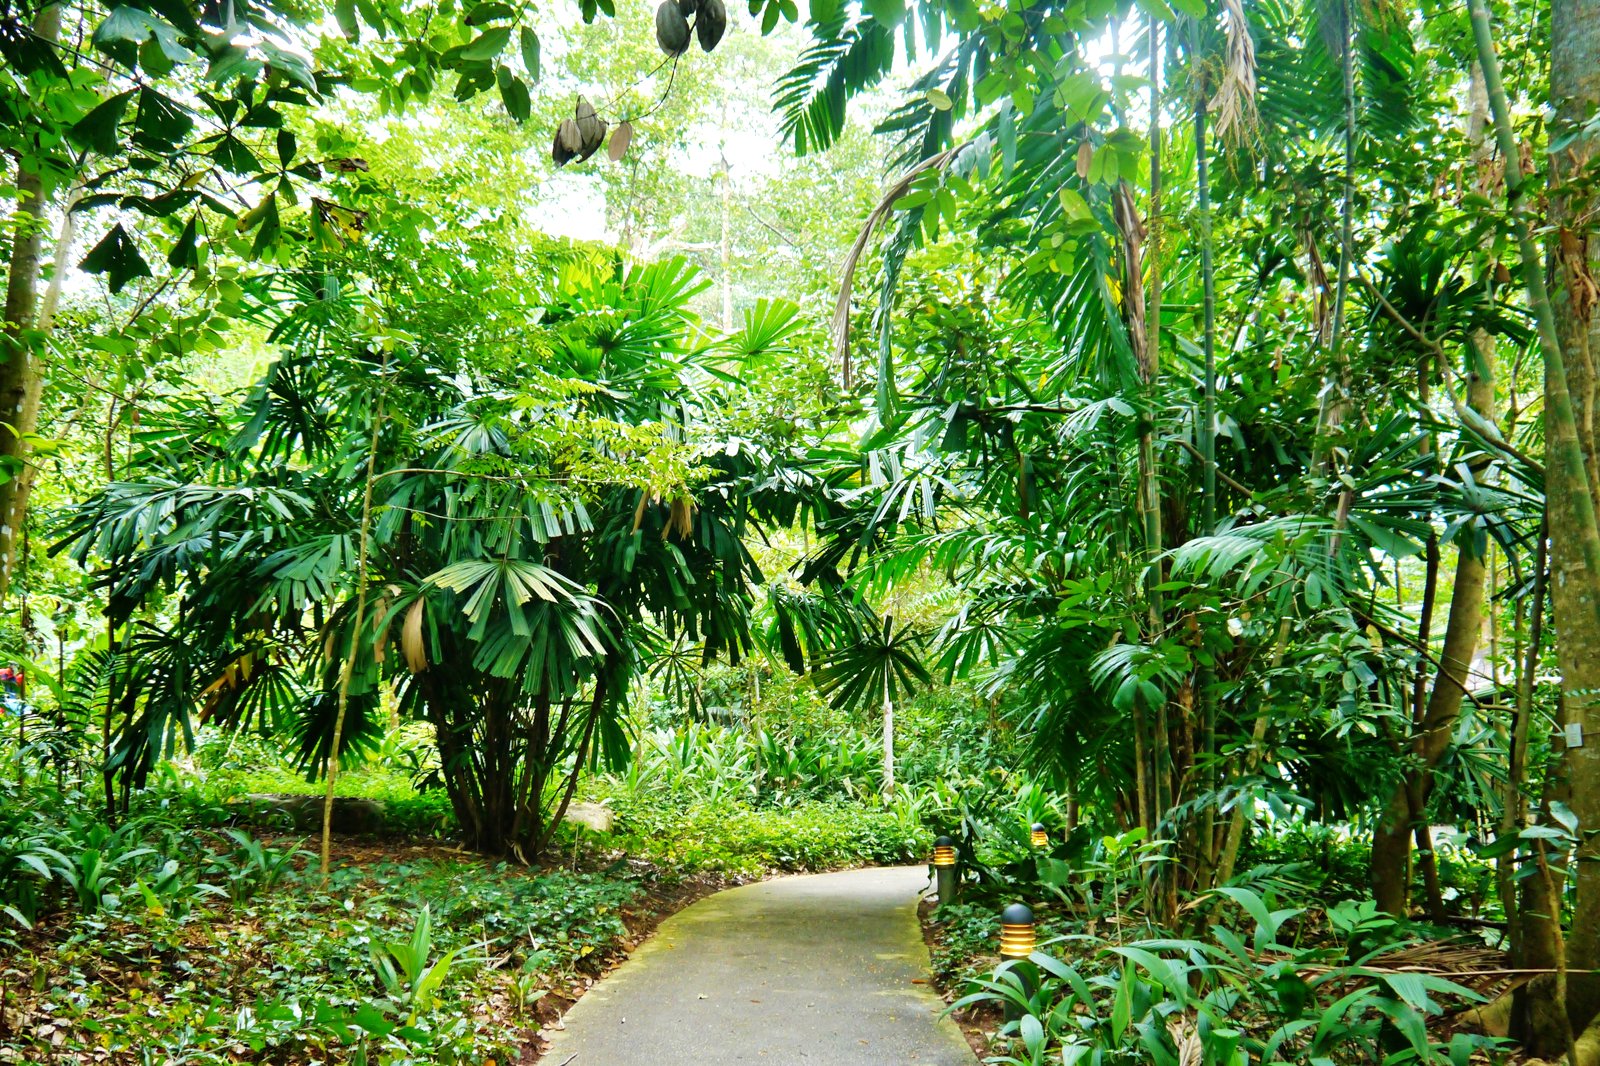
[608,120,634,162]
[574,97,607,161]
[655,0,690,55]
[696,0,726,52]
[578,118,608,162]
[1075,142,1093,179]
[552,118,582,166]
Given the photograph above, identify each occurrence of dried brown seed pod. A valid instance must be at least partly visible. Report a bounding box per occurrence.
[573,97,607,161]
[553,117,582,166]
[608,120,634,162]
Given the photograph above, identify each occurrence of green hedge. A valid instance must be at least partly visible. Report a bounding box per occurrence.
[606,791,930,877]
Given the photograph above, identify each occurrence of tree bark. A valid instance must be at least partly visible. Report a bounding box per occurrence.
[1474,0,1600,1051]
[0,4,62,601]
[1550,0,1600,993]
[320,351,389,878]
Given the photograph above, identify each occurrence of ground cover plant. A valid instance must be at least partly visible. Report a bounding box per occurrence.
[0,781,645,1064]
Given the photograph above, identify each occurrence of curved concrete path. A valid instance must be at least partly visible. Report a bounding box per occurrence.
[542,865,977,1065]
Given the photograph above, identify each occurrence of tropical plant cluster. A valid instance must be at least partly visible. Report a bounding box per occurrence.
[4,0,1600,1057]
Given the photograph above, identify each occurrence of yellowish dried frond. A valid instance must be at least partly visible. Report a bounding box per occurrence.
[1211,0,1259,149]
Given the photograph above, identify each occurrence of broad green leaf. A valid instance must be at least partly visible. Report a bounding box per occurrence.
[520,27,541,81]
[80,224,151,294]
[497,67,531,123]
[467,1,514,22]
[134,87,193,148]
[462,26,512,60]
[68,90,136,156]
[334,0,360,39]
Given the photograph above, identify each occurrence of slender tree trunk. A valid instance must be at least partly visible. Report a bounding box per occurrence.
[1502,521,1546,960]
[1191,73,1225,916]
[1196,101,1217,533]
[881,669,894,796]
[1316,0,1358,557]
[1372,346,1496,917]
[1475,0,1600,1050]
[0,4,63,601]
[1328,0,1356,419]
[1373,529,1438,914]
[1215,617,1291,886]
[320,353,389,878]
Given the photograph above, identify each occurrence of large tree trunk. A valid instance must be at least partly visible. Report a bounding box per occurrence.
[1544,0,1600,1047]
[1468,0,1600,1054]
[0,4,62,600]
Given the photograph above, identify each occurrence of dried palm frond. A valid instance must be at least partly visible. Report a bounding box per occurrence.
[1167,1016,1203,1066]
[665,496,695,540]
[401,598,428,674]
[1365,939,1508,972]
[370,588,397,664]
[1210,0,1258,147]
[831,148,956,387]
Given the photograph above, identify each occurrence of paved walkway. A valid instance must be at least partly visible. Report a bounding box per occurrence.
[542,865,977,1066]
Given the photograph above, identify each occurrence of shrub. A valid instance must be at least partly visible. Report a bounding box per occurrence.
[607,790,929,876]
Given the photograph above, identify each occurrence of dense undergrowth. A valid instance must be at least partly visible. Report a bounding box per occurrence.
[0,779,652,1064]
[1,693,961,1064]
[0,686,1531,1065]
[924,823,1516,1065]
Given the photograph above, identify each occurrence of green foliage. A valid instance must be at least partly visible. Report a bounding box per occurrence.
[0,779,647,1065]
[950,886,1507,1065]
[371,906,475,1023]
[60,235,825,854]
[606,788,926,876]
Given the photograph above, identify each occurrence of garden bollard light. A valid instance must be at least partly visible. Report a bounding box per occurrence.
[1030,822,1047,848]
[999,902,1035,958]
[999,902,1038,1020]
[932,834,958,905]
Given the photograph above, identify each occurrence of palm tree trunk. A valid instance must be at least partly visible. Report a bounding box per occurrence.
[1503,520,1546,959]
[1372,346,1496,916]
[1196,101,1216,534]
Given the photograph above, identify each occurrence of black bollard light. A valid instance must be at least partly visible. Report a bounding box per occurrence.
[999,902,1038,1020]
[932,834,958,905]
[999,902,1036,958]
[1030,822,1048,848]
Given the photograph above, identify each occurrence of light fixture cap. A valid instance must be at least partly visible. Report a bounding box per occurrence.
[1001,902,1035,926]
